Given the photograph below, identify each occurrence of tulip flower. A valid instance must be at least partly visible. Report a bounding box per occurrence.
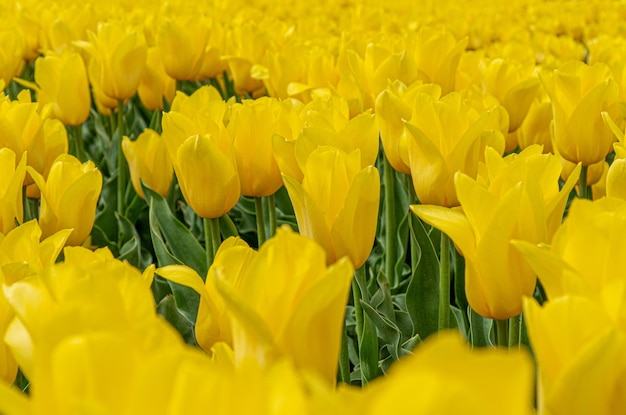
[155,16,210,82]
[76,21,147,101]
[606,158,626,200]
[0,29,24,85]
[0,148,26,234]
[283,147,380,268]
[0,220,70,384]
[540,61,619,166]
[404,91,508,207]
[0,96,68,185]
[412,146,579,319]
[364,331,534,415]
[31,50,91,125]
[162,87,240,218]
[122,129,173,199]
[137,47,176,111]
[516,96,553,153]
[27,154,102,246]
[157,237,254,351]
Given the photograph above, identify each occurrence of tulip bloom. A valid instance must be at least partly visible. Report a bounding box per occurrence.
[137,47,176,111]
[283,147,380,268]
[404,91,507,207]
[162,87,240,218]
[32,51,91,125]
[540,61,619,166]
[155,17,209,81]
[27,154,102,246]
[0,29,24,85]
[76,22,147,101]
[412,146,578,319]
[0,149,26,234]
[122,129,173,199]
[364,331,534,415]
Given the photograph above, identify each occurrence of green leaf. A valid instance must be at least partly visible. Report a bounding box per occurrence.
[405,216,440,340]
[469,307,494,347]
[156,295,196,345]
[358,311,380,385]
[361,301,401,361]
[450,305,469,340]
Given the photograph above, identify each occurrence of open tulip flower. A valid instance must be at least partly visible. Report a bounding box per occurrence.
[283,146,380,269]
[122,129,173,199]
[27,154,102,246]
[540,60,620,166]
[0,148,26,234]
[412,145,579,319]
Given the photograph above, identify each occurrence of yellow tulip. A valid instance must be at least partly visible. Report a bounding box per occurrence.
[0,220,70,384]
[155,16,210,81]
[0,96,68,185]
[607,158,626,200]
[524,296,626,415]
[540,61,619,166]
[76,21,147,101]
[412,146,579,319]
[122,129,173,199]
[33,51,91,125]
[162,87,240,218]
[364,331,534,415]
[228,97,289,197]
[218,226,353,384]
[137,47,176,111]
[0,28,24,85]
[27,154,102,246]
[157,237,253,351]
[0,148,26,234]
[375,80,442,175]
[516,96,554,153]
[405,91,507,207]
[283,147,379,268]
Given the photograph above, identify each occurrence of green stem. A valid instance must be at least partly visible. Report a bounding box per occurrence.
[496,319,509,348]
[267,194,277,238]
[175,80,183,93]
[508,314,521,348]
[204,217,214,268]
[117,100,126,218]
[579,164,591,200]
[22,186,31,223]
[338,323,351,384]
[407,176,419,272]
[383,155,398,285]
[149,109,162,133]
[352,266,368,386]
[72,125,85,161]
[254,196,267,247]
[438,232,451,330]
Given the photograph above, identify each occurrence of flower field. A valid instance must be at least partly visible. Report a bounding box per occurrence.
[0,0,625,413]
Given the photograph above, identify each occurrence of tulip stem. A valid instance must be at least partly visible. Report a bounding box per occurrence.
[267,194,277,238]
[254,197,267,247]
[509,314,521,348]
[496,319,509,348]
[351,266,366,384]
[578,164,592,199]
[338,323,351,384]
[117,100,126,221]
[383,155,398,285]
[407,176,419,271]
[72,125,85,162]
[22,186,32,222]
[438,232,451,330]
[204,217,221,267]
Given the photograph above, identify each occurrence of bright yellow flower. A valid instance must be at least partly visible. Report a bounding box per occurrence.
[137,47,176,111]
[364,331,534,415]
[122,129,173,199]
[516,95,554,153]
[412,146,578,319]
[76,21,148,101]
[0,28,24,85]
[32,51,91,125]
[0,148,26,234]
[284,147,379,268]
[155,16,209,81]
[540,60,619,166]
[404,91,507,207]
[606,158,626,200]
[27,154,102,246]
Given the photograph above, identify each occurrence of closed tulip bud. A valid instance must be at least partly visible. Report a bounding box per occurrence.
[76,22,147,101]
[412,146,579,319]
[0,149,26,234]
[0,28,24,85]
[122,129,173,199]
[516,96,553,153]
[137,47,176,111]
[33,51,91,125]
[405,91,507,207]
[540,61,619,166]
[27,154,102,246]
[607,158,626,200]
[155,17,209,81]
[283,147,380,268]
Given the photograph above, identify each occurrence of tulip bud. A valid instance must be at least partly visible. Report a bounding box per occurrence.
[122,129,173,199]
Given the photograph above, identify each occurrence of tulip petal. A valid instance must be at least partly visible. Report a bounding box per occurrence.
[410,204,475,258]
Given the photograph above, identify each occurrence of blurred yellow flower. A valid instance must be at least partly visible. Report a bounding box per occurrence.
[122,129,173,199]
